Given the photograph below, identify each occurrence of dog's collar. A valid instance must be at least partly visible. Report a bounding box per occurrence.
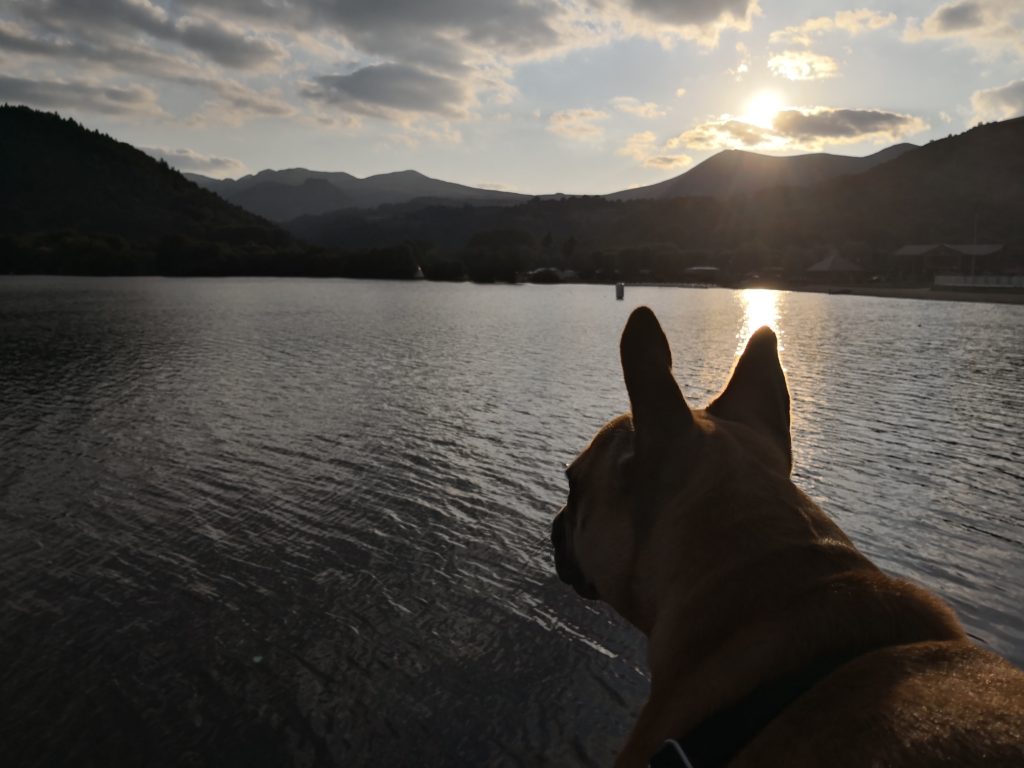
[647,650,862,768]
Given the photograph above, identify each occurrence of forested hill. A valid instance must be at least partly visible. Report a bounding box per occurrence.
[0,105,298,274]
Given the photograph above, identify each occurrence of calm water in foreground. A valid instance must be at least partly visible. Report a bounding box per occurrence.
[1,276,1022,767]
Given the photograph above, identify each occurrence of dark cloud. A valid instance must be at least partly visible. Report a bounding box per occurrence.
[0,18,292,119]
[934,1,985,31]
[625,0,754,26]
[15,0,284,69]
[174,17,285,69]
[177,0,564,63]
[0,74,161,115]
[0,20,63,53]
[773,109,925,140]
[18,0,168,39]
[0,19,185,74]
[302,64,469,118]
[906,1,1023,58]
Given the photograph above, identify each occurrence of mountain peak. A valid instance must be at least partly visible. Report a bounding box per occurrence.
[607,142,920,201]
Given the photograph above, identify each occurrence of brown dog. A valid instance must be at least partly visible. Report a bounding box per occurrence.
[551,306,1024,767]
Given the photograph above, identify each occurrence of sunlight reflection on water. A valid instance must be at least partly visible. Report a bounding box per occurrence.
[736,288,784,355]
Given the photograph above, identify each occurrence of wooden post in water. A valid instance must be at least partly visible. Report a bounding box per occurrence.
[615,282,625,300]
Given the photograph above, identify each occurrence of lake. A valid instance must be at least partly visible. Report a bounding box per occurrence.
[1,276,1022,767]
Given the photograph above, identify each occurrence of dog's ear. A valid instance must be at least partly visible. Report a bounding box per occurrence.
[708,326,791,471]
[620,307,692,446]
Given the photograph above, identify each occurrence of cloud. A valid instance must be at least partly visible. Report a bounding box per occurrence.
[931,1,986,31]
[671,107,928,151]
[16,0,286,70]
[547,108,609,141]
[600,0,760,46]
[179,0,759,84]
[769,50,840,80]
[904,1,1024,58]
[0,19,61,54]
[200,80,294,119]
[773,108,928,141]
[833,8,900,34]
[971,79,1024,121]
[610,96,665,118]
[0,74,163,115]
[142,146,247,177]
[301,64,471,119]
[617,130,693,168]
[624,0,754,26]
[2,0,768,133]
[1,4,296,124]
[671,119,776,150]
[771,9,896,46]
[730,41,750,80]
[173,17,286,69]
[385,120,463,148]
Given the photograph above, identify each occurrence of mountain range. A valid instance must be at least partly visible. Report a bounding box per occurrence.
[188,143,922,222]
[186,168,530,221]
[283,116,1024,258]
[2,104,1022,279]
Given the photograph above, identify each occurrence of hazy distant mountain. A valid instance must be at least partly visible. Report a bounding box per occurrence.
[607,143,918,201]
[187,168,531,221]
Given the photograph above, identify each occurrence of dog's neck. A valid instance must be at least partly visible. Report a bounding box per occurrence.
[614,484,965,768]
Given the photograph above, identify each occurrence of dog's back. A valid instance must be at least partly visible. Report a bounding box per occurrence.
[741,639,1024,767]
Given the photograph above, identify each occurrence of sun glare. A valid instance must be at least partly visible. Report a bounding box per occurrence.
[742,90,783,129]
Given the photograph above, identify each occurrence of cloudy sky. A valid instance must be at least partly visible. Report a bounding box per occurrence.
[1,0,1022,193]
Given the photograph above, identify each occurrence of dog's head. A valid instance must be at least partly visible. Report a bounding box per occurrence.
[551,306,791,630]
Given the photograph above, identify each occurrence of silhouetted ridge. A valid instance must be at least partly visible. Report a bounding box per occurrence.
[607,144,919,201]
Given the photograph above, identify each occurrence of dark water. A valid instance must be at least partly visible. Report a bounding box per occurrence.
[1,277,1022,767]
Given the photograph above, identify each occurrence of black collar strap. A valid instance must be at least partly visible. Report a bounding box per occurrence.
[648,650,863,768]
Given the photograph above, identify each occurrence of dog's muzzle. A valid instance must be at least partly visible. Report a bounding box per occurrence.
[551,511,599,600]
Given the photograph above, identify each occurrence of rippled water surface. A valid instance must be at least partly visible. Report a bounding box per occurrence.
[1,277,1022,767]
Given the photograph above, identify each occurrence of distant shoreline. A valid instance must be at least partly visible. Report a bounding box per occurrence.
[5,274,1024,306]
[770,284,1024,306]
[614,280,1024,306]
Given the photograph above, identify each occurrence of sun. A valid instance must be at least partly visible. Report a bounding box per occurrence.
[742,90,783,129]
